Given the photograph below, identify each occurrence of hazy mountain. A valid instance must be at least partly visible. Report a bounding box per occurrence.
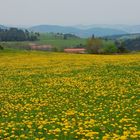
[104,33,140,40]
[1,24,140,38]
[29,25,80,34]
[102,25,140,33]
[0,25,7,29]
[75,24,140,34]
[124,25,140,33]
[29,25,127,37]
[82,28,127,37]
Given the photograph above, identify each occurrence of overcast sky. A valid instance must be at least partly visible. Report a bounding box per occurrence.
[0,0,140,26]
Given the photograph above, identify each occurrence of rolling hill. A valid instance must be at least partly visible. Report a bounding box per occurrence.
[0,25,7,29]
[1,24,140,38]
[29,25,127,38]
[104,33,140,40]
[74,24,140,33]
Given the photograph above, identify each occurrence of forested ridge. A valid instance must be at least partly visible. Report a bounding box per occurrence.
[0,28,39,41]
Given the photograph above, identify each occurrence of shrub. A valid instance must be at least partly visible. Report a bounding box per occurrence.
[0,45,4,50]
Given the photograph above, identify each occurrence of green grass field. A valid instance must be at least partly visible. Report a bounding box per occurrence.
[0,33,87,52]
[35,33,87,51]
[0,51,140,139]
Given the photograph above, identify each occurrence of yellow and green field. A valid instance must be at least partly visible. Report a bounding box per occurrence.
[0,51,140,140]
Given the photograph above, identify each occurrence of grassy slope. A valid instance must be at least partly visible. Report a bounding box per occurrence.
[0,33,87,51]
[35,33,87,51]
[0,41,30,50]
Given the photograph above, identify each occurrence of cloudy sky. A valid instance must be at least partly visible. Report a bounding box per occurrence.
[0,0,140,26]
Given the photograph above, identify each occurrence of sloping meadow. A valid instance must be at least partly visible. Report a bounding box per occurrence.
[0,52,140,139]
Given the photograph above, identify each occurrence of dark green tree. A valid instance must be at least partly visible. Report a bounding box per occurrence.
[87,37,103,54]
[0,28,39,41]
[0,45,4,50]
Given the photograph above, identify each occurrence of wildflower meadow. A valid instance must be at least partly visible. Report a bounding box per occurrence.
[0,52,140,140]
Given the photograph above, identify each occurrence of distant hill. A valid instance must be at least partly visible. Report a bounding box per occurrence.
[124,38,140,51]
[1,24,140,38]
[124,25,140,33]
[104,33,140,40]
[0,25,7,29]
[104,33,140,51]
[29,25,80,34]
[74,24,140,33]
[29,25,127,38]
[83,28,127,37]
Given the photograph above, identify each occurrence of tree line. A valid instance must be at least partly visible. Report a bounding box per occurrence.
[86,35,127,54]
[123,38,140,51]
[0,28,40,41]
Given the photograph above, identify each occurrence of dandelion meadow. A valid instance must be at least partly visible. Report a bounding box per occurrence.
[0,51,140,140]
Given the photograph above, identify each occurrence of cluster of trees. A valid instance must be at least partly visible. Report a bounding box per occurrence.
[87,35,127,54]
[63,33,79,40]
[52,33,79,40]
[0,28,40,41]
[74,44,86,48]
[122,38,140,51]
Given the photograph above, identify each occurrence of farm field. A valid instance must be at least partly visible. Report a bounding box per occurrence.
[35,33,87,51]
[0,51,140,140]
[0,33,87,52]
